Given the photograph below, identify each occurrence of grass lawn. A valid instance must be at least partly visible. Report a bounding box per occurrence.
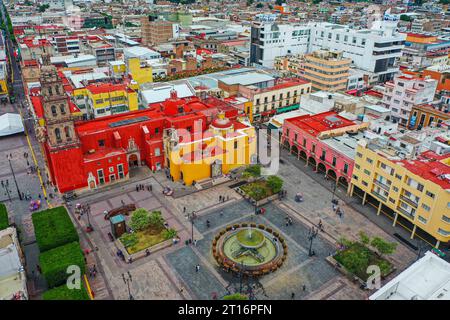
[334,242,394,281]
[43,284,90,300]
[236,229,264,247]
[0,203,8,230]
[240,180,273,201]
[125,227,168,255]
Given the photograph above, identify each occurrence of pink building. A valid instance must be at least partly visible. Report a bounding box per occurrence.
[281,111,369,188]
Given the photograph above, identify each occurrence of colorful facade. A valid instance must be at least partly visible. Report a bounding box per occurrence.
[350,138,450,247]
[36,63,250,193]
[281,111,369,186]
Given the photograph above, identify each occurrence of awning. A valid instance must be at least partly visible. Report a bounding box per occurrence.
[0,113,24,137]
[277,104,300,114]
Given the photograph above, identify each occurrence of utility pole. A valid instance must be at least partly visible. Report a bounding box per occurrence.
[308,226,319,257]
[1,179,12,201]
[6,154,22,200]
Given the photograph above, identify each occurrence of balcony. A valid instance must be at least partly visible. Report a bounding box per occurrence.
[400,195,418,208]
[397,207,415,220]
[373,179,390,190]
[372,190,387,202]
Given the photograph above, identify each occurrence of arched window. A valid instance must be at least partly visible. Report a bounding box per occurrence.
[51,105,57,117]
[60,104,66,115]
[55,85,60,95]
[64,126,71,140]
[55,128,62,143]
[48,86,53,96]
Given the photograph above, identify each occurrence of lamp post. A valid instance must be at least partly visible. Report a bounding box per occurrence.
[6,154,22,200]
[122,271,133,300]
[84,204,93,232]
[1,179,12,201]
[308,226,319,257]
[331,182,338,206]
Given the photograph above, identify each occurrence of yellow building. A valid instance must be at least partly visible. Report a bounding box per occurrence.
[165,112,256,186]
[126,57,153,85]
[0,60,8,100]
[302,50,351,92]
[81,83,139,118]
[350,138,450,248]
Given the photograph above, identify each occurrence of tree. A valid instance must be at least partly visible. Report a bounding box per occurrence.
[163,228,177,240]
[256,3,264,8]
[149,211,165,229]
[370,237,397,257]
[38,4,49,12]
[359,231,370,246]
[400,15,412,22]
[246,0,254,6]
[129,208,151,231]
[243,164,261,178]
[267,175,283,194]
[275,0,283,5]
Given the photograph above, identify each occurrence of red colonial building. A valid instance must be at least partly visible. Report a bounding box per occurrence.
[35,63,242,194]
[281,111,369,189]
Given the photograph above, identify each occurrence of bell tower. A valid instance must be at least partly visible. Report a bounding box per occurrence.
[40,63,79,149]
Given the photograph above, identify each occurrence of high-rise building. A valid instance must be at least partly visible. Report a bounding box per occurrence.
[301,50,351,92]
[250,21,406,83]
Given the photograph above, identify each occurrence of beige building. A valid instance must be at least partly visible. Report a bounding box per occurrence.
[301,50,351,92]
[141,17,176,46]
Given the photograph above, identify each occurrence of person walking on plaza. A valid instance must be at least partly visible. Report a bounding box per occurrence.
[195,265,200,273]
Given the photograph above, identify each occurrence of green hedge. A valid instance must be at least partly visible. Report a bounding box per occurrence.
[0,203,8,230]
[39,242,86,288]
[32,206,79,252]
[43,284,90,300]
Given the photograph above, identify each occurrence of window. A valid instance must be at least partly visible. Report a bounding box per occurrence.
[356,152,362,158]
[294,133,298,142]
[425,191,435,199]
[64,126,71,140]
[421,203,430,211]
[51,105,57,117]
[417,184,424,192]
[55,128,62,143]
[332,157,337,167]
[352,174,358,180]
[438,228,450,236]
[154,148,160,156]
[395,174,402,180]
[303,138,306,147]
[364,169,371,175]
[117,164,124,179]
[418,216,427,224]
[389,197,395,204]
[312,144,316,154]
[366,158,373,164]
[355,164,360,170]
[97,169,105,185]
[234,141,238,149]
[344,35,348,42]
[442,215,450,223]
[256,98,260,105]
[155,127,159,134]
[98,139,105,147]
[362,181,368,187]
[60,104,66,115]
[109,166,114,173]
[361,38,366,45]
[393,186,399,192]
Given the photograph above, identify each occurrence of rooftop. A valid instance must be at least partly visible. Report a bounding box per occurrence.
[286,111,357,137]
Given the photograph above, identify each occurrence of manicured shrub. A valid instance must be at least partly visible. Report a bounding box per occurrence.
[0,203,8,230]
[39,242,85,288]
[32,206,79,252]
[267,175,283,193]
[43,284,90,300]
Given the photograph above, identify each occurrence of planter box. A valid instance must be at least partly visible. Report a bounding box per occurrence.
[115,237,173,262]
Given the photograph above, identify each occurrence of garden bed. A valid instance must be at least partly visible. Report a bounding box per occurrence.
[332,242,395,282]
[0,203,8,230]
[124,226,169,255]
[239,180,274,201]
[43,284,90,300]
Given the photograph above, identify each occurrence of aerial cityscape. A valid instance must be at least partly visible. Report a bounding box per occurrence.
[0,0,449,303]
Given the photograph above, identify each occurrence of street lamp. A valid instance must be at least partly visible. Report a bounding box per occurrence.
[6,154,22,200]
[122,271,133,300]
[1,179,12,201]
[308,226,319,257]
[331,182,338,206]
[84,204,93,232]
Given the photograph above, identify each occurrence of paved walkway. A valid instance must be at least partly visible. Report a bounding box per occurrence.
[277,148,416,273]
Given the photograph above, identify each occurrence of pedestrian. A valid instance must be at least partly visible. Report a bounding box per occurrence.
[180,286,184,294]
[183,207,186,213]
[291,292,295,300]
[219,195,222,202]
[332,204,337,212]
[195,264,200,273]
[136,185,139,192]
[194,239,197,246]
[38,194,41,200]
[302,285,306,292]
[121,199,125,206]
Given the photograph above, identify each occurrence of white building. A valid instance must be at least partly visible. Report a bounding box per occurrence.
[0,227,27,300]
[382,74,438,126]
[123,46,162,61]
[370,251,450,300]
[250,21,406,83]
